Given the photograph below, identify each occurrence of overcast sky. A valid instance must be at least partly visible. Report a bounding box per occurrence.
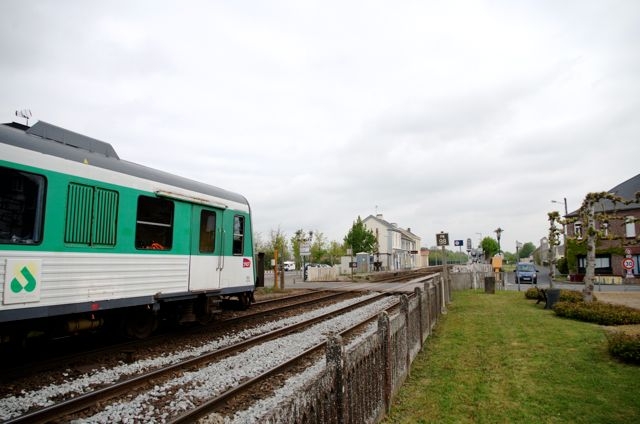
[2,1,639,252]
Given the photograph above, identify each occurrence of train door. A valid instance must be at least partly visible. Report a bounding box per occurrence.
[188,205,223,291]
[218,211,254,289]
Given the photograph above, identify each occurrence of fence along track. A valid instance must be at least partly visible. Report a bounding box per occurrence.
[169,296,401,423]
[4,293,388,424]
[244,273,449,424]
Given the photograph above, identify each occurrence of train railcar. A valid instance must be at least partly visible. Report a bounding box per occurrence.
[0,121,255,341]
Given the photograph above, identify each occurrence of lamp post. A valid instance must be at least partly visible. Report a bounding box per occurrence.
[494,227,503,254]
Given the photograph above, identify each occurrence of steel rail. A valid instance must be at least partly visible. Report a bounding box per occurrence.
[169,297,401,423]
[0,291,342,382]
[4,293,387,424]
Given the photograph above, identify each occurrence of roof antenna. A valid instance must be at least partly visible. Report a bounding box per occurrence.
[15,109,32,126]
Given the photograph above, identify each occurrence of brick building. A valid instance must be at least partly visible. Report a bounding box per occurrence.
[565,173,639,279]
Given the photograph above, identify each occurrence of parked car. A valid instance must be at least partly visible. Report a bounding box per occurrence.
[515,262,538,284]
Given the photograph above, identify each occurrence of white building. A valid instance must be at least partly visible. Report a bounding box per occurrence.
[362,214,422,271]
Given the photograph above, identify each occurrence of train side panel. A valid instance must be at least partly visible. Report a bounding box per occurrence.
[1,130,254,327]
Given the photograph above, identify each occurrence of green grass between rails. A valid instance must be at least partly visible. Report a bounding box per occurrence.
[383,290,640,424]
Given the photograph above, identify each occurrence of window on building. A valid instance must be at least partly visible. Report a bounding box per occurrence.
[0,166,46,244]
[135,196,173,250]
[625,216,636,238]
[232,215,245,255]
[574,221,583,239]
[600,220,609,237]
[199,210,216,253]
[577,254,612,275]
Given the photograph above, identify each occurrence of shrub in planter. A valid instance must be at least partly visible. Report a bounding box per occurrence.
[524,287,539,300]
[607,331,640,364]
[553,301,640,326]
[558,289,596,303]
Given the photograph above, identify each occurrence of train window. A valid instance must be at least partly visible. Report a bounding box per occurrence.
[232,215,244,255]
[199,210,216,253]
[135,196,173,250]
[65,183,118,246]
[0,166,46,245]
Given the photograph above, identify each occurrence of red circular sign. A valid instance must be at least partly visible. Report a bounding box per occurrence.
[622,258,635,270]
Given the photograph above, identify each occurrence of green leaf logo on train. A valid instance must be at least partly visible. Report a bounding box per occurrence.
[11,266,38,293]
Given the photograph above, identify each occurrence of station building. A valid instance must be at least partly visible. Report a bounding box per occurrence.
[362,214,422,271]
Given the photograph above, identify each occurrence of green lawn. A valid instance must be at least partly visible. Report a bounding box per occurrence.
[383,290,640,424]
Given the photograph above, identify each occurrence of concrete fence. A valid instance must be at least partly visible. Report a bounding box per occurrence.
[450,264,495,291]
[258,273,451,423]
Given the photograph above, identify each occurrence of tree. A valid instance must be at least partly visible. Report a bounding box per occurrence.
[343,216,377,254]
[519,242,536,259]
[503,251,516,264]
[291,229,313,268]
[429,247,468,265]
[327,240,346,265]
[480,237,499,259]
[310,231,328,263]
[548,211,563,286]
[567,190,639,302]
[257,227,288,267]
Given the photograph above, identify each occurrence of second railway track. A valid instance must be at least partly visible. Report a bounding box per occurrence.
[1,291,401,423]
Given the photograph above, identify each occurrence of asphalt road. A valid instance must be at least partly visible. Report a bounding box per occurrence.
[261,267,640,293]
[503,265,640,292]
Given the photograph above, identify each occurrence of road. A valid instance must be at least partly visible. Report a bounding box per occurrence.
[503,265,640,292]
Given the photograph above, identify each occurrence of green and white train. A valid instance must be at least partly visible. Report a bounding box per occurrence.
[0,121,255,340]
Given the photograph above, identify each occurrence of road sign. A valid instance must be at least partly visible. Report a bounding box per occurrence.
[454,240,463,247]
[622,258,635,270]
[436,232,449,246]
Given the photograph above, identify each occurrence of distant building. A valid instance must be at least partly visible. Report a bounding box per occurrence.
[565,173,639,279]
[535,237,563,266]
[362,214,421,271]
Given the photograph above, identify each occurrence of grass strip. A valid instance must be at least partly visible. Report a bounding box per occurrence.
[383,290,640,424]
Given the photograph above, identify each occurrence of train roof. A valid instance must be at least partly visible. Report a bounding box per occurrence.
[0,121,249,207]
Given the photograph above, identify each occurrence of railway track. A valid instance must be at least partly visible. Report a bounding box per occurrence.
[1,291,400,423]
[0,290,343,382]
[171,296,400,423]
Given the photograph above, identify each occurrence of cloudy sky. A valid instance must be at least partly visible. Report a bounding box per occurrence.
[2,1,639,252]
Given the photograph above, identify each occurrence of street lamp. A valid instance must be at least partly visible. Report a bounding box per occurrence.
[494,227,503,254]
[551,198,568,216]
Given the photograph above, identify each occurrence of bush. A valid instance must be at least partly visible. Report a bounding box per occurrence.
[524,288,595,303]
[524,287,539,300]
[556,257,568,275]
[553,301,640,326]
[558,289,597,303]
[607,331,640,364]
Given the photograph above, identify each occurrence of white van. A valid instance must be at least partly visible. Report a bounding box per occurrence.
[283,261,296,271]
